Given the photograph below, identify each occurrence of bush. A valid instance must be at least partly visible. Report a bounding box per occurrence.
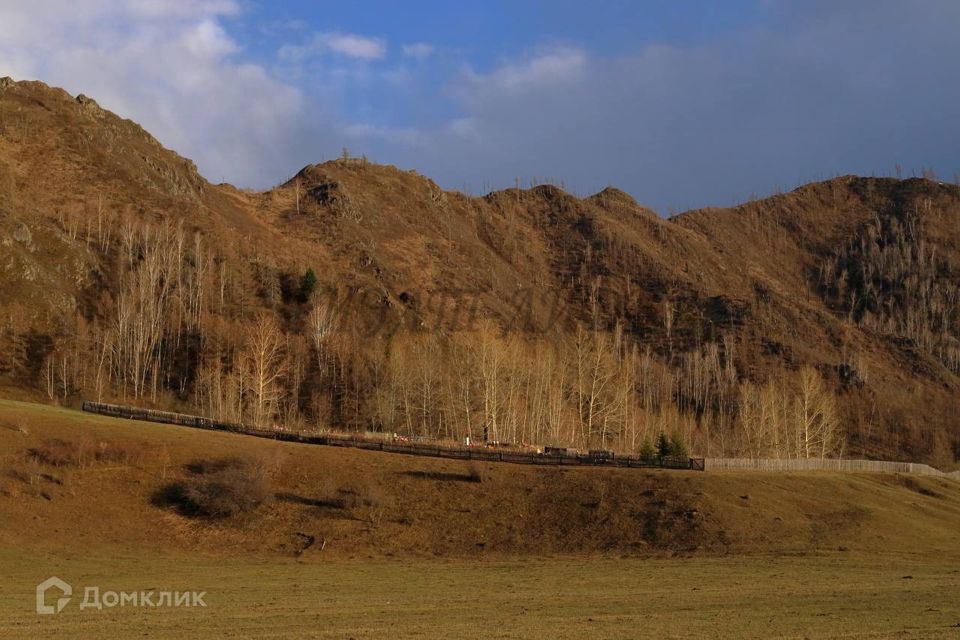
[334,480,392,525]
[28,439,144,468]
[466,462,486,483]
[639,439,658,463]
[669,433,689,459]
[27,439,92,467]
[94,441,145,465]
[357,481,390,526]
[158,457,272,518]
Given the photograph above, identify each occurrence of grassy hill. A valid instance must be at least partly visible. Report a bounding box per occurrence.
[1,399,959,639]
[2,399,959,558]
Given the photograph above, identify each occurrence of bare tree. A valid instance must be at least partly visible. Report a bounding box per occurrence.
[245,314,287,427]
[294,176,302,216]
[793,366,841,459]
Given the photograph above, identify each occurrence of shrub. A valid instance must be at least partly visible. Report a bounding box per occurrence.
[28,439,144,468]
[159,457,272,518]
[94,441,145,465]
[669,433,689,458]
[466,462,485,483]
[358,481,390,526]
[639,439,658,463]
[335,480,392,525]
[27,439,93,467]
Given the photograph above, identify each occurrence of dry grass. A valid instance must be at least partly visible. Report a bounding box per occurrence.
[26,437,145,468]
[0,399,959,638]
[1,398,959,561]
[0,548,958,639]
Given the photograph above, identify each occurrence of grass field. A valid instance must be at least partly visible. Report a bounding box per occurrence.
[1,399,959,638]
[2,548,959,639]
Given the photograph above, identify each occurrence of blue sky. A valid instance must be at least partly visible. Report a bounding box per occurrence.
[1,1,958,212]
[236,1,762,64]
[234,0,762,128]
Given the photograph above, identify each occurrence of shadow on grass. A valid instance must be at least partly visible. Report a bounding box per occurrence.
[150,482,192,515]
[150,457,271,519]
[400,470,482,483]
[275,492,346,509]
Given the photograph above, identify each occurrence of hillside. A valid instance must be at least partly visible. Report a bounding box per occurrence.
[4,398,959,640]
[3,399,960,559]
[0,77,958,466]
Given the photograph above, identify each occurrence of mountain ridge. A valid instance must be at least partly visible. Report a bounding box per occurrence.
[0,77,957,466]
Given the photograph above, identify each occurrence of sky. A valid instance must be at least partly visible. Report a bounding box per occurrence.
[0,0,958,213]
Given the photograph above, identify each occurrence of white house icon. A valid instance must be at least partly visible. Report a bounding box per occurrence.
[36,576,72,615]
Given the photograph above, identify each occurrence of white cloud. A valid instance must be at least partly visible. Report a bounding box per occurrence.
[180,19,239,59]
[278,32,387,62]
[327,33,386,59]
[122,1,241,20]
[1,1,959,212]
[0,0,324,188]
[468,47,587,92]
[401,42,434,60]
[352,3,960,211]
[344,123,421,146]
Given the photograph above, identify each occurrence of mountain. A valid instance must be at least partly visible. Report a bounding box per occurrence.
[0,77,957,466]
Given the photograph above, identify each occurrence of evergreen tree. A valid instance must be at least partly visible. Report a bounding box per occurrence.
[300,268,317,302]
[656,432,672,459]
[639,438,657,463]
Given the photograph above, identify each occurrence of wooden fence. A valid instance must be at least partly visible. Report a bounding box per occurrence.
[80,401,705,471]
[704,457,960,479]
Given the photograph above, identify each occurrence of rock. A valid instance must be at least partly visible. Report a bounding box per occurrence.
[0,160,16,208]
[12,222,31,245]
[75,93,104,116]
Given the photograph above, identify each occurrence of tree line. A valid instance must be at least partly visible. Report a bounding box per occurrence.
[26,215,848,459]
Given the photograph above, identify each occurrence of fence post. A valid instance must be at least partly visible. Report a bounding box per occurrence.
[80,400,725,474]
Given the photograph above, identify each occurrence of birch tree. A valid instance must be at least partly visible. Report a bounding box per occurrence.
[245,314,286,427]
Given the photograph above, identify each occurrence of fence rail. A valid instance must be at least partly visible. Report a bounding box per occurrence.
[704,457,960,479]
[79,402,959,479]
[80,401,705,472]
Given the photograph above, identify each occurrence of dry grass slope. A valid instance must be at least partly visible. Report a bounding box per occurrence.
[1,399,959,560]
[1,399,959,639]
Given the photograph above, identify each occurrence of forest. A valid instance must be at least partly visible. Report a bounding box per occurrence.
[27,215,845,459]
